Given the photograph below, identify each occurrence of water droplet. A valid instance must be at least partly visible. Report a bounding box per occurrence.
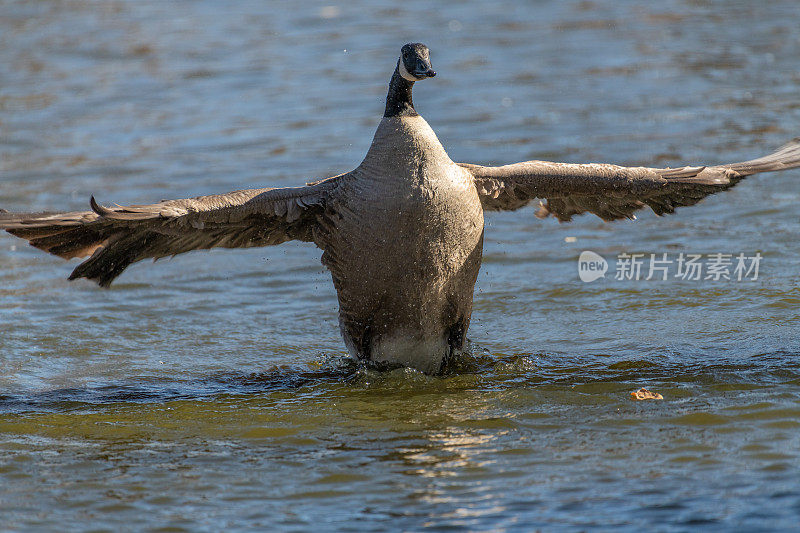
[319,6,340,19]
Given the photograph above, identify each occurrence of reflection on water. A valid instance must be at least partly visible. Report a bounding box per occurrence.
[2,0,800,530]
[2,351,800,528]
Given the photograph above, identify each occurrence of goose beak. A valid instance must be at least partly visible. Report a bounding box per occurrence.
[413,68,436,79]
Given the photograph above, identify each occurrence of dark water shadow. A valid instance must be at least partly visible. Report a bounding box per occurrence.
[0,356,361,415]
[1,349,798,415]
[0,348,514,414]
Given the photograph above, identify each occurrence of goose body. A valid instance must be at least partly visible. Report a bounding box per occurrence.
[323,115,483,372]
[2,43,800,373]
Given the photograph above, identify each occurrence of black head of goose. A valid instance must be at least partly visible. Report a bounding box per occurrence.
[385,42,436,118]
[3,43,800,374]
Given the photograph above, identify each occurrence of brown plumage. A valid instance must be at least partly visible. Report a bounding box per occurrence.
[2,43,799,373]
[2,178,343,287]
[465,138,800,221]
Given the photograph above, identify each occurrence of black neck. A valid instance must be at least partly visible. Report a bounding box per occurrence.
[384,61,418,117]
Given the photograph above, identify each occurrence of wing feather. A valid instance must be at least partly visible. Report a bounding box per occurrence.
[463,138,800,222]
[1,173,347,286]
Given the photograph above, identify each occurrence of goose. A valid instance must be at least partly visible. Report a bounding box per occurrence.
[2,42,800,374]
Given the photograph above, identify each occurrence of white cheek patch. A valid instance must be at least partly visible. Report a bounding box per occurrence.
[398,57,417,81]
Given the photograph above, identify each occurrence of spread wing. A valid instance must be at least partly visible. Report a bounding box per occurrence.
[462,138,800,221]
[0,173,346,286]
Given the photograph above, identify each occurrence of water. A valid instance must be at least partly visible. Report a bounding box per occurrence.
[2,0,800,530]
